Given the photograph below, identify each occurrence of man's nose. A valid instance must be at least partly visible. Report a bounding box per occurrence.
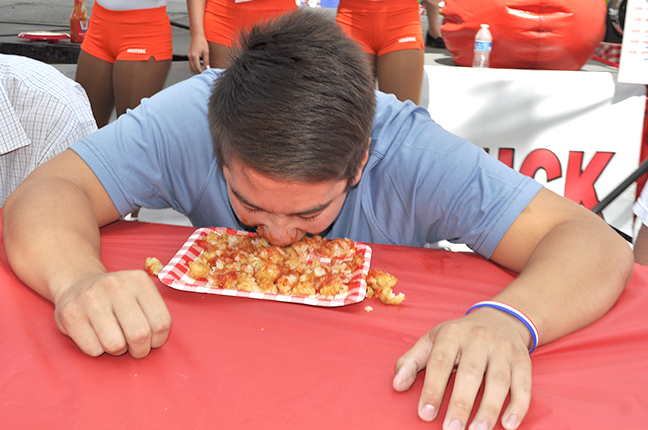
[265,234,295,247]
[259,216,302,247]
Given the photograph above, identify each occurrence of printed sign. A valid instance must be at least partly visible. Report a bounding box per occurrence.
[424,66,646,236]
[618,0,648,84]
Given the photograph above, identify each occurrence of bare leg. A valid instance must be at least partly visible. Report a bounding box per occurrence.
[75,50,115,128]
[425,0,442,39]
[112,57,171,117]
[208,41,232,69]
[376,49,424,105]
[364,52,378,89]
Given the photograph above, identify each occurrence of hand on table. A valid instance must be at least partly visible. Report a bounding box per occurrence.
[188,36,211,74]
[393,308,533,430]
[53,270,172,359]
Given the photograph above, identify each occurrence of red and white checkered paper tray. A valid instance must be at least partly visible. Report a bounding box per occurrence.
[158,227,372,307]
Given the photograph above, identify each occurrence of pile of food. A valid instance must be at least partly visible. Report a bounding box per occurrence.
[366,268,405,305]
[147,231,405,305]
[189,232,367,297]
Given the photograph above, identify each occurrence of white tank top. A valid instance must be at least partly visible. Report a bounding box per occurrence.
[96,0,168,11]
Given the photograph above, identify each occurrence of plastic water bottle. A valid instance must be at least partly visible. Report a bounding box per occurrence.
[472,24,492,68]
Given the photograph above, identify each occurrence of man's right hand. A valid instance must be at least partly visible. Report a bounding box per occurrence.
[3,150,171,358]
[53,270,172,358]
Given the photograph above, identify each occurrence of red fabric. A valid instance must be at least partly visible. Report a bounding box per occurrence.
[80,2,173,63]
[441,0,606,70]
[1,218,647,428]
[204,0,297,47]
[336,0,425,57]
[591,42,622,68]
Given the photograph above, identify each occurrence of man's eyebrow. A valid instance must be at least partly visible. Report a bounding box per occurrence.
[230,186,334,216]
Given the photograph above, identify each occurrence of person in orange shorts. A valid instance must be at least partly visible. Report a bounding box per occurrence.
[186,0,297,73]
[75,0,173,128]
[336,0,425,105]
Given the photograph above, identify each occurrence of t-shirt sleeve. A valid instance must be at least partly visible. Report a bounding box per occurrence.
[70,71,218,217]
[417,128,543,258]
[369,99,543,258]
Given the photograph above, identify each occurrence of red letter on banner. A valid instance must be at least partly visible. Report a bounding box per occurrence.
[564,151,615,210]
[519,149,562,181]
[498,148,515,168]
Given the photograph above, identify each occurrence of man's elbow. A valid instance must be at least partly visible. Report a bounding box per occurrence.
[613,235,634,294]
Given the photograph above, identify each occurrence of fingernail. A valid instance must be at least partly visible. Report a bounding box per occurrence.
[504,414,520,429]
[393,368,404,385]
[474,422,489,430]
[420,404,436,421]
[446,419,462,430]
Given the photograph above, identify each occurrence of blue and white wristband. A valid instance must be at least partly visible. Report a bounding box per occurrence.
[466,300,539,353]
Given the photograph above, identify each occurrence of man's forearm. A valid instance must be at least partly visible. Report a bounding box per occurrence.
[3,178,106,302]
[3,152,171,358]
[493,217,633,347]
[187,0,207,37]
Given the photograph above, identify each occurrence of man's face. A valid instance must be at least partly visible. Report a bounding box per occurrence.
[222,159,352,247]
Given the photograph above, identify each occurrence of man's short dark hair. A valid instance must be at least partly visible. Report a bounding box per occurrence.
[208,8,376,185]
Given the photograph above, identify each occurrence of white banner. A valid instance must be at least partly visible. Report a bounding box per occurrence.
[618,0,648,85]
[423,66,646,237]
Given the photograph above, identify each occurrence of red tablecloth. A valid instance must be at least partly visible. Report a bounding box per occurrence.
[1,219,647,429]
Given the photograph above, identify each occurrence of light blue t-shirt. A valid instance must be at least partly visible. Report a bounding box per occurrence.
[71,69,542,258]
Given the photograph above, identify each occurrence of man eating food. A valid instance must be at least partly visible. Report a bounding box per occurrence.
[3,9,632,430]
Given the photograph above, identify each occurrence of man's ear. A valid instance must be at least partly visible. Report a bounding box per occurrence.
[350,142,370,187]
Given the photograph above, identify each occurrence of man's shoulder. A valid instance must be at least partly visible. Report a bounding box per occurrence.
[0,54,55,73]
[154,69,220,103]
[1,55,74,99]
[372,91,433,138]
[371,91,451,157]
